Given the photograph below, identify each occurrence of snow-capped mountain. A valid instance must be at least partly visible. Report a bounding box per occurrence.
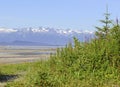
[0,27,94,46]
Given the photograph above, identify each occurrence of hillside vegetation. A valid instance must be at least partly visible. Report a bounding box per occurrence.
[0,12,120,87]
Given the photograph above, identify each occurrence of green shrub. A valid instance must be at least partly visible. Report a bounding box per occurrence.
[4,11,120,87]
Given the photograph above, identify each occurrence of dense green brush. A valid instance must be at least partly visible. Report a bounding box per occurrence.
[0,11,120,87]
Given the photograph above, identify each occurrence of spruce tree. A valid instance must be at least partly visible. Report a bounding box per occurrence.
[95,6,112,39]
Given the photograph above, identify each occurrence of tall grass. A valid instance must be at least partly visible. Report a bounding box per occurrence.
[1,13,120,87]
[5,32,120,87]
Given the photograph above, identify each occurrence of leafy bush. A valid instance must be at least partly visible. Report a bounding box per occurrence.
[4,11,120,87]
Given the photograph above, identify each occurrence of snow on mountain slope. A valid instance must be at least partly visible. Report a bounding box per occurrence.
[0,27,94,34]
[0,27,94,46]
[0,27,17,33]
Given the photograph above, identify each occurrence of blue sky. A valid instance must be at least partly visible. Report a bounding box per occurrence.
[0,0,120,31]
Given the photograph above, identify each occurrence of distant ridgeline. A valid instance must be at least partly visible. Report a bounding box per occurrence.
[0,27,94,46]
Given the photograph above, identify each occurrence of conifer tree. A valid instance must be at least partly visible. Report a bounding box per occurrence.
[95,6,112,39]
[111,18,120,55]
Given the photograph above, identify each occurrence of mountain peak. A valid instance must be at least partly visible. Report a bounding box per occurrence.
[0,27,17,33]
[0,27,94,46]
[0,27,94,34]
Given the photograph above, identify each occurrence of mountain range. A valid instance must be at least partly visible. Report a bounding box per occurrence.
[0,27,94,46]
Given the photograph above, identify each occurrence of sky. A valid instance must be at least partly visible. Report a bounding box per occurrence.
[0,0,120,31]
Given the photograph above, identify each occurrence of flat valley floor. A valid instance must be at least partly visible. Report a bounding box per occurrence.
[0,46,56,64]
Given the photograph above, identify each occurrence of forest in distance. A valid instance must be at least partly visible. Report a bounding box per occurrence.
[0,11,120,87]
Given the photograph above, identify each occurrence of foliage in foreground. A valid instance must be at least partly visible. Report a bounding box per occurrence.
[1,12,120,87]
[5,25,120,87]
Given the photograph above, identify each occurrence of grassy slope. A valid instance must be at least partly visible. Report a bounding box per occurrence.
[0,54,120,87]
[0,25,120,87]
[0,38,120,87]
